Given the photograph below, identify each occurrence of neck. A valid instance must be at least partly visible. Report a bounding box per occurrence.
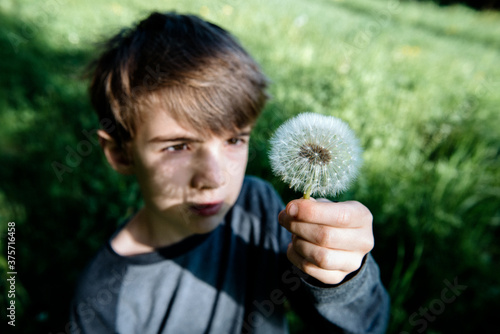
[111,207,193,256]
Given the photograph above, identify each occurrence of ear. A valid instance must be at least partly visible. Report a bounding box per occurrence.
[97,130,134,175]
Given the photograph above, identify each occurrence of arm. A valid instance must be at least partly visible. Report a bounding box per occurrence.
[279,199,390,333]
[293,253,390,333]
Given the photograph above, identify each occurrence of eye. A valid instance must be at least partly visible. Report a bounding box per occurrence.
[163,143,189,152]
[227,137,246,146]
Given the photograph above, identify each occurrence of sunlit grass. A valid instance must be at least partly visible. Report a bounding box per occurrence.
[0,0,499,332]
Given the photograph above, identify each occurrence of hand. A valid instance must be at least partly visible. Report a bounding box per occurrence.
[278,198,374,285]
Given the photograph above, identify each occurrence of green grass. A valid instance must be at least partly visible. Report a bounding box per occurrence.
[0,0,499,332]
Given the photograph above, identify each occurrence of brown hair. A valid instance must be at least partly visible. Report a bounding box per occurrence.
[89,11,269,147]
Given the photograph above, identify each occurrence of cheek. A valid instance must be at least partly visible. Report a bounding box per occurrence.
[136,155,192,201]
[226,150,248,176]
[224,150,248,191]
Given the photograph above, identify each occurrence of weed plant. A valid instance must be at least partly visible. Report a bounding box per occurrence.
[0,0,498,332]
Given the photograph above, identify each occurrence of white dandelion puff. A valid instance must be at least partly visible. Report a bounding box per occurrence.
[269,112,363,198]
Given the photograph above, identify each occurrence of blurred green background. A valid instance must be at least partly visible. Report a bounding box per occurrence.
[1,0,499,333]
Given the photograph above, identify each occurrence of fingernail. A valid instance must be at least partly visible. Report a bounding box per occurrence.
[288,203,298,217]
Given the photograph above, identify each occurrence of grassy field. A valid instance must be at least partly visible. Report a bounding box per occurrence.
[1,0,499,332]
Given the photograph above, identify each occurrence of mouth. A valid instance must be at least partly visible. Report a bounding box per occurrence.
[188,201,224,216]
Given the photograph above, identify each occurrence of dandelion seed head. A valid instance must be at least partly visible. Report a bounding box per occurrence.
[269,112,363,197]
[298,143,332,165]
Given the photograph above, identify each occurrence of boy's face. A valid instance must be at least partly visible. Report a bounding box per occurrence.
[128,106,251,237]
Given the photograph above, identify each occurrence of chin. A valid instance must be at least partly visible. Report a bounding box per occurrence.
[190,216,224,234]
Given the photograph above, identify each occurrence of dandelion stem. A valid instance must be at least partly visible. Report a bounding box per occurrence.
[303,185,312,199]
[303,170,316,199]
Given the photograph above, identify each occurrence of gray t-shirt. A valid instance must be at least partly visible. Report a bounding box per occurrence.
[70,176,389,333]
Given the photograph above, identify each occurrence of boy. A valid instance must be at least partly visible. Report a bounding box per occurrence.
[70,12,390,333]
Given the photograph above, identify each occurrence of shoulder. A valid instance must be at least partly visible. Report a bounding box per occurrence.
[70,243,133,331]
[71,244,127,316]
[236,175,284,216]
[230,176,288,247]
[70,244,129,332]
[76,243,127,287]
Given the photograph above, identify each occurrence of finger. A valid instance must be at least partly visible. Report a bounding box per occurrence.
[286,243,350,285]
[279,211,374,252]
[286,199,373,228]
[284,223,373,252]
[278,197,318,227]
[278,198,317,228]
[291,236,364,272]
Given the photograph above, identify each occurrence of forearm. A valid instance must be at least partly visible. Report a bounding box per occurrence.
[290,254,390,334]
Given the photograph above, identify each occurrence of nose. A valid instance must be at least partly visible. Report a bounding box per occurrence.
[190,146,226,190]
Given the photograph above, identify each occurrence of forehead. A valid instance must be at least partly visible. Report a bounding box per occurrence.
[135,106,199,141]
[134,105,250,143]
[133,85,257,139]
